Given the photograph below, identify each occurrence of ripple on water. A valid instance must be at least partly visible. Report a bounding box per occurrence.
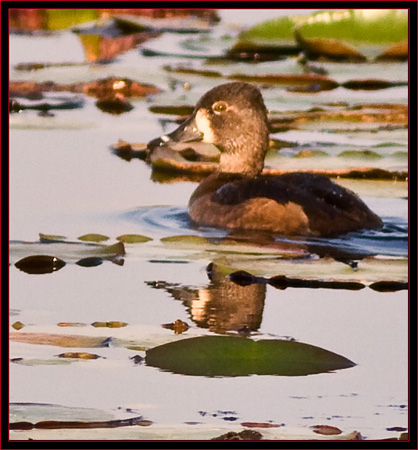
[119,206,408,259]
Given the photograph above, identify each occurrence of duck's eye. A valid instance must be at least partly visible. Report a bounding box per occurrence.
[212,101,228,114]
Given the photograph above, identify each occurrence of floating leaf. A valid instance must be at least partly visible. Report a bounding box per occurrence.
[211,256,408,285]
[12,321,25,330]
[113,14,212,33]
[91,321,128,328]
[45,9,99,30]
[369,280,408,292]
[148,104,195,116]
[338,150,382,160]
[10,240,125,268]
[10,332,109,348]
[39,233,67,243]
[145,336,355,377]
[311,425,342,435]
[116,234,153,244]
[162,319,189,334]
[241,422,281,428]
[229,15,302,60]
[75,257,104,267]
[376,40,408,61]
[58,352,101,360]
[111,140,148,161]
[11,358,72,366]
[10,416,151,430]
[95,96,134,115]
[15,255,66,274]
[57,322,87,327]
[77,233,110,242]
[294,10,408,61]
[161,235,208,245]
[212,429,263,440]
[228,73,338,91]
[294,150,328,158]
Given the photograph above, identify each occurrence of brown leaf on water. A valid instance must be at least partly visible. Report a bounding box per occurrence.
[148,103,195,116]
[91,321,128,328]
[82,77,161,99]
[95,95,134,115]
[15,255,66,274]
[162,319,189,334]
[58,352,101,360]
[212,430,263,440]
[295,32,367,62]
[10,78,161,101]
[228,73,339,91]
[111,140,148,161]
[376,40,408,61]
[12,321,25,330]
[10,332,108,348]
[342,79,407,91]
[11,416,152,430]
[369,280,408,292]
[163,66,223,79]
[311,424,342,435]
[241,422,281,428]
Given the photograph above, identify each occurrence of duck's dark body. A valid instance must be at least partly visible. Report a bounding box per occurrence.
[148,82,383,237]
[189,172,382,236]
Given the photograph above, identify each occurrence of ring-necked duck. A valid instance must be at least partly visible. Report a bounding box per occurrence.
[148,82,383,236]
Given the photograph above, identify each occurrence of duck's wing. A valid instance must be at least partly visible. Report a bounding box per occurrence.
[212,172,383,235]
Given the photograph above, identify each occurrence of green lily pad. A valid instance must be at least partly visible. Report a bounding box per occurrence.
[338,150,383,160]
[45,9,98,30]
[229,15,302,57]
[39,233,68,243]
[295,10,408,61]
[160,235,208,245]
[145,335,355,377]
[116,234,153,244]
[77,233,110,242]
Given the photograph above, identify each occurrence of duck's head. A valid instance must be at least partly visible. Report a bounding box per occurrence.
[148,82,270,177]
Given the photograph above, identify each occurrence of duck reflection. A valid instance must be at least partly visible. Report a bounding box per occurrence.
[146,263,266,334]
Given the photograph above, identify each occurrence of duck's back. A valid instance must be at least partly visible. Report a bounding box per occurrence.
[188,172,383,236]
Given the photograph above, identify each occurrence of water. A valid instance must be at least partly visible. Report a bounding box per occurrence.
[9,8,408,441]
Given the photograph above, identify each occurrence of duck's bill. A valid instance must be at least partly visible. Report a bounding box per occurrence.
[148,116,203,151]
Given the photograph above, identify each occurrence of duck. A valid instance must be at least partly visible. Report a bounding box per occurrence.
[148,82,383,237]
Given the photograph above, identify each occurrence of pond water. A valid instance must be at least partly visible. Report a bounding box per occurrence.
[9,9,409,441]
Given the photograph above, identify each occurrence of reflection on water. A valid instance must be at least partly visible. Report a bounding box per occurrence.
[147,265,266,334]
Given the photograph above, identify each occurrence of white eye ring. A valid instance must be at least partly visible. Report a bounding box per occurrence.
[212,101,228,115]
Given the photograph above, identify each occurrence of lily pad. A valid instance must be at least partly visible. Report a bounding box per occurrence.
[14,255,66,274]
[116,234,153,244]
[58,352,101,360]
[91,321,128,328]
[77,233,110,242]
[45,9,99,30]
[146,335,355,377]
[229,15,302,59]
[11,239,125,270]
[9,332,109,348]
[294,10,408,61]
[113,14,213,33]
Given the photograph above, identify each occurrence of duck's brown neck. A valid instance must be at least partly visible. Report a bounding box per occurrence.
[218,138,267,178]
